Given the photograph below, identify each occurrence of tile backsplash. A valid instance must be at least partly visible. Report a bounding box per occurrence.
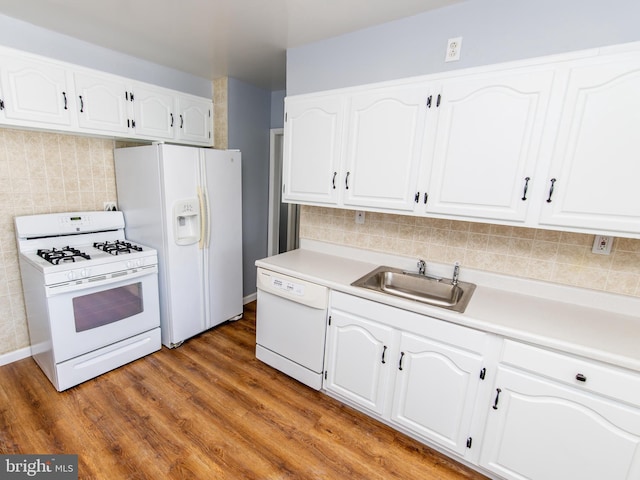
[0,127,117,356]
[299,205,640,297]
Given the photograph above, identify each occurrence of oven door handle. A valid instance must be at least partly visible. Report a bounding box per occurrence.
[45,265,158,297]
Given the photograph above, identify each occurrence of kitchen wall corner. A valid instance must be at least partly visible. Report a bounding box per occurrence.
[213,77,229,149]
[299,205,640,298]
[0,127,118,356]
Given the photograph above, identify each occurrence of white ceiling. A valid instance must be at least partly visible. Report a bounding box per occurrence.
[0,0,463,90]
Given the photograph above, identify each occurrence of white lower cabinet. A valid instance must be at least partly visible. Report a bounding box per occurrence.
[480,340,640,480]
[390,331,484,457]
[323,292,640,479]
[324,307,396,416]
[324,292,491,461]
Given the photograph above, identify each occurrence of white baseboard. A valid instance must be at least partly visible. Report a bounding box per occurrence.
[0,346,31,367]
[243,292,257,304]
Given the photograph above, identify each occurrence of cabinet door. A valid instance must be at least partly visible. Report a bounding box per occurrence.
[175,94,212,146]
[324,309,395,416]
[424,68,555,222]
[391,331,483,456]
[480,367,640,480]
[0,56,72,127]
[74,72,130,134]
[342,85,428,211]
[282,95,345,205]
[538,52,640,234]
[131,84,175,140]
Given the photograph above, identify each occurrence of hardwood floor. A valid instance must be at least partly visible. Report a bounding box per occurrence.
[0,302,489,479]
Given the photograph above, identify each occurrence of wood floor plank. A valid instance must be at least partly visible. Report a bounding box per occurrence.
[0,301,488,479]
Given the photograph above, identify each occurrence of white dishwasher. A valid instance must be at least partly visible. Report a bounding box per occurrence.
[256,267,329,390]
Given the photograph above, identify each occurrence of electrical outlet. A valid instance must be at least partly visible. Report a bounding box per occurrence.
[592,235,613,255]
[103,201,117,212]
[445,36,463,62]
[355,211,365,225]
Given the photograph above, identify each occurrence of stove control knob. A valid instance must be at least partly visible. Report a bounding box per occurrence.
[67,271,76,280]
[127,259,142,268]
[80,269,88,278]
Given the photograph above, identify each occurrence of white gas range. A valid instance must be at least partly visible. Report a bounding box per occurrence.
[15,211,162,391]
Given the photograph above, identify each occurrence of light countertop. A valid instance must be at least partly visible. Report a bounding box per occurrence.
[256,241,640,373]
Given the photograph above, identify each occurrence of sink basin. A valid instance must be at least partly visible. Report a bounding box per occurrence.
[351,266,476,313]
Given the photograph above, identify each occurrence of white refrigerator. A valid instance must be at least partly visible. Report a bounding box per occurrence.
[114,144,243,348]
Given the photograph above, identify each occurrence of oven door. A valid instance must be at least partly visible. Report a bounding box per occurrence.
[46,266,160,363]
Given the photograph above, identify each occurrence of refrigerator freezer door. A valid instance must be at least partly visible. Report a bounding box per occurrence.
[159,145,208,345]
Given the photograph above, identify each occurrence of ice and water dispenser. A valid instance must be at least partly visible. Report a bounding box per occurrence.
[173,198,200,245]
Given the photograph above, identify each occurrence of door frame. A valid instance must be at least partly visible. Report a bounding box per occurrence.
[268,128,299,257]
[267,128,283,256]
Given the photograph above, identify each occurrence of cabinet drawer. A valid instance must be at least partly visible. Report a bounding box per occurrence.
[501,340,640,407]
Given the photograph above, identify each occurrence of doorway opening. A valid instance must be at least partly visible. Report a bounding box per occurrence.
[268,128,299,257]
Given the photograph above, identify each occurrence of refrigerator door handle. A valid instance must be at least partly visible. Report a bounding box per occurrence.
[197,187,211,249]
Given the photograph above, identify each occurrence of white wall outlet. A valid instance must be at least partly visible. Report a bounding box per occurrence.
[103,201,117,212]
[592,235,613,255]
[445,36,463,62]
[355,210,365,225]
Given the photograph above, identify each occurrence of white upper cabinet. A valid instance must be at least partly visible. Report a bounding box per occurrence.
[0,45,213,146]
[174,93,213,146]
[0,55,73,127]
[537,51,640,235]
[422,67,555,223]
[282,94,345,205]
[74,71,130,134]
[342,85,428,211]
[130,84,175,140]
[281,41,640,237]
[283,85,430,212]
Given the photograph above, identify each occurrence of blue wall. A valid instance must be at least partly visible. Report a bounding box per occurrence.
[286,0,640,94]
[0,13,212,97]
[270,90,286,129]
[227,78,272,296]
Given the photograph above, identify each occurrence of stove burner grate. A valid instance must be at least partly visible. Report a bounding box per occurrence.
[37,247,91,265]
[93,240,144,255]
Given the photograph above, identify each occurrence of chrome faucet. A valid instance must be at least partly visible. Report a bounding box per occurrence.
[452,261,460,286]
[417,259,426,276]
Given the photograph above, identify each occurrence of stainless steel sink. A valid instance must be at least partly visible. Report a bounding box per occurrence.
[351,266,476,313]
